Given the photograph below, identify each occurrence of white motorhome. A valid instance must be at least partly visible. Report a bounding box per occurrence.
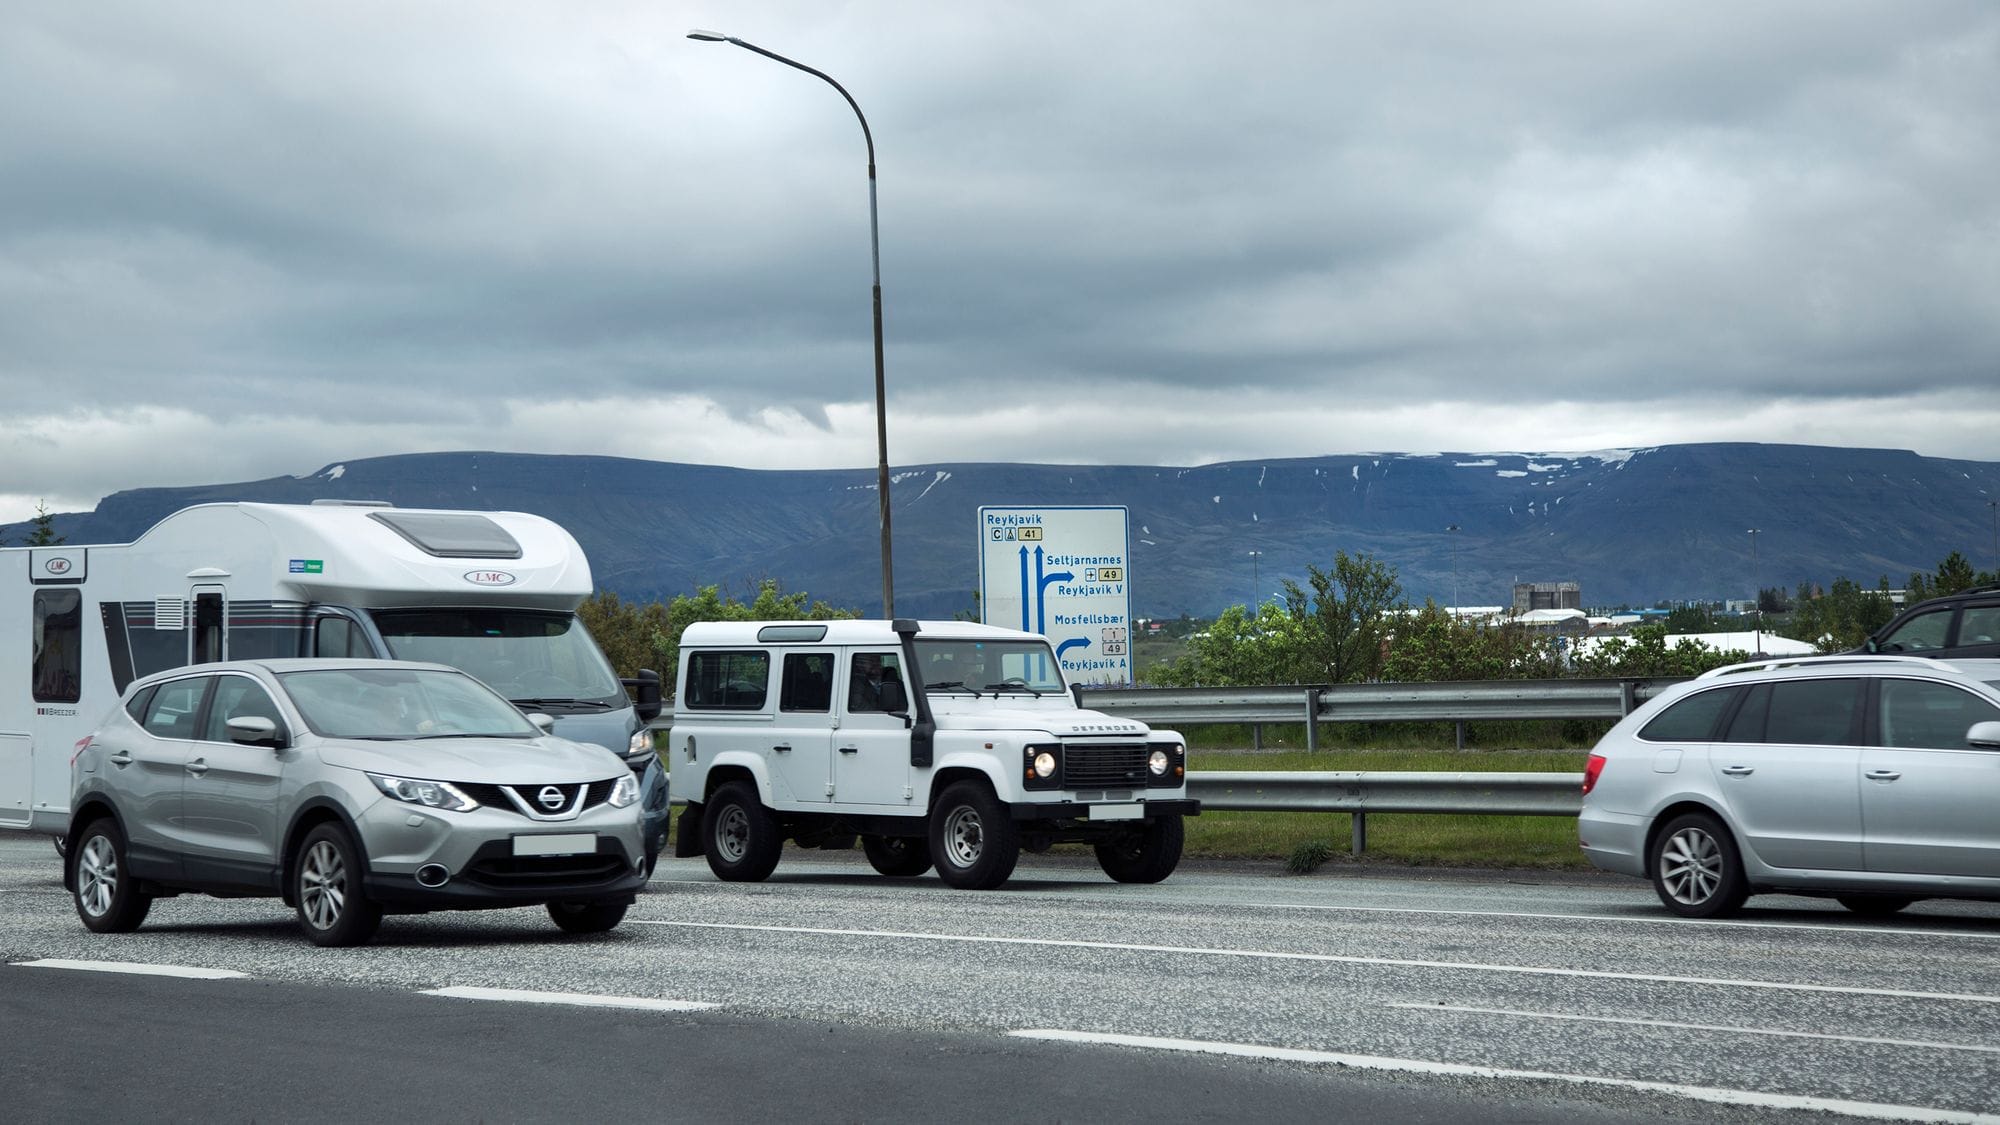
[3,501,668,862]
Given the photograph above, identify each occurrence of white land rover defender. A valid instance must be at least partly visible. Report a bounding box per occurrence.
[669,619,1197,889]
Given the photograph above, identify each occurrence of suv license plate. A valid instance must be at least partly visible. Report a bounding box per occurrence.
[1088,804,1143,821]
[513,833,597,857]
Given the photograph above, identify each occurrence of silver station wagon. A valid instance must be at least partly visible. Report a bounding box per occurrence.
[1580,655,2000,917]
[65,659,648,945]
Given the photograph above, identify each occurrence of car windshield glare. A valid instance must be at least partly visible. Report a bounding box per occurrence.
[278,667,538,741]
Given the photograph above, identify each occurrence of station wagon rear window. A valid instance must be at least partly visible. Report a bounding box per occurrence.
[1637,686,1739,742]
[368,512,523,559]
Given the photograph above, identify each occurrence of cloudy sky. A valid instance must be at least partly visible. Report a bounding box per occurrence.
[3,1,1997,524]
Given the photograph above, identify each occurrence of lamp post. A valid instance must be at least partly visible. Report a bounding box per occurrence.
[1248,551,1263,609]
[1989,499,1998,578]
[1446,524,1461,610]
[689,30,895,617]
[1747,528,1762,655]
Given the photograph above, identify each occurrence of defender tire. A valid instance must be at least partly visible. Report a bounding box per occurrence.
[1094,815,1185,884]
[703,781,782,882]
[929,781,1020,890]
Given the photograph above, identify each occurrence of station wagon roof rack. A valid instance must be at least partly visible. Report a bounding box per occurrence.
[1696,654,1962,679]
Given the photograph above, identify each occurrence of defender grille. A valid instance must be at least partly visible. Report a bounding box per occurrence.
[1063,743,1152,789]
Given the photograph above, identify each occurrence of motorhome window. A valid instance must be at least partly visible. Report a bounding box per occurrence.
[370,608,623,704]
[779,652,835,713]
[314,616,373,658]
[191,590,225,664]
[684,651,769,710]
[31,589,83,703]
[201,677,288,743]
[367,512,523,559]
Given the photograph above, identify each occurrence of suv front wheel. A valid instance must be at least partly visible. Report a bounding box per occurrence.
[294,822,383,947]
[929,781,1020,890]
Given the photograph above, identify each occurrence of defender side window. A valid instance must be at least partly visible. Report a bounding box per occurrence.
[684,651,770,710]
[846,651,906,713]
[780,652,835,713]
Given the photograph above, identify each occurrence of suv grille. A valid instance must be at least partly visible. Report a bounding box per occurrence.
[456,779,619,817]
[1063,743,1152,789]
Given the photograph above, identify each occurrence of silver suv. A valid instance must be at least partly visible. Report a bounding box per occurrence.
[65,659,647,945]
[1580,655,2000,917]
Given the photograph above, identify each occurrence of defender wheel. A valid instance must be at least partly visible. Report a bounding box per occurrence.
[548,901,629,934]
[1650,812,1749,919]
[71,819,151,934]
[862,834,934,877]
[703,781,782,882]
[1095,815,1185,884]
[293,822,383,947]
[928,781,1019,890]
[1836,894,1916,917]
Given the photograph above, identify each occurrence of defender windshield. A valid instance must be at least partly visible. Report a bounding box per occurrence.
[370,609,624,708]
[913,639,1067,696]
[280,666,540,741]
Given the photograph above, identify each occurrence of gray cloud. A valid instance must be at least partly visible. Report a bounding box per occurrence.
[2,0,1996,523]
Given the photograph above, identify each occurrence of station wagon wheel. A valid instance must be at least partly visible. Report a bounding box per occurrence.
[1094,815,1185,884]
[702,781,781,882]
[1650,812,1748,918]
[928,781,1019,890]
[862,834,934,877]
[71,818,151,933]
[293,822,382,947]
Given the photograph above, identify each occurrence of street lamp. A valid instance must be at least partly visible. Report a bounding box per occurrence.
[1747,528,1762,655]
[688,30,896,617]
[1988,499,1998,578]
[1248,551,1262,609]
[1446,524,1461,611]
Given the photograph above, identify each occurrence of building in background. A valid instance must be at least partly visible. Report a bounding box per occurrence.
[1513,581,1581,614]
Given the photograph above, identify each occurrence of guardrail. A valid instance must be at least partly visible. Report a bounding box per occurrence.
[1075,677,1683,750]
[1190,769,1583,853]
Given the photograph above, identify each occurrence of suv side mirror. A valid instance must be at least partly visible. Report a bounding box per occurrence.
[225,715,283,748]
[624,669,664,723]
[877,680,909,715]
[1968,721,2000,750]
[527,712,557,734]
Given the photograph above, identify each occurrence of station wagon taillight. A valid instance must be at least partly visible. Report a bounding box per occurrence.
[1582,753,1606,795]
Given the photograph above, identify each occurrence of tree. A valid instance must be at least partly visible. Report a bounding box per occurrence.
[1280,551,1404,684]
[1906,551,1981,602]
[1379,601,1563,682]
[1569,623,1747,678]
[25,500,62,546]
[1781,576,1896,652]
[1147,602,1309,687]
[579,580,857,683]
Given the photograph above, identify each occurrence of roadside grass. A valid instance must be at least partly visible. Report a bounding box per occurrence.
[1183,746,1591,870]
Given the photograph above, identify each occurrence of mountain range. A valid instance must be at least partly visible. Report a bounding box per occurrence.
[10,443,1999,619]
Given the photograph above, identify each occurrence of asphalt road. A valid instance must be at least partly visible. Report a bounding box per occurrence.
[4,832,1998,1123]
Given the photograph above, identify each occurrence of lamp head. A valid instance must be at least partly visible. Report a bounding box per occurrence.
[686,29,732,42]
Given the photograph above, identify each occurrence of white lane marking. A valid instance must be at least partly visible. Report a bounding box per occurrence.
[1247,900,2000,942]
[636,920,2000,1004]
[1386,1001,2000,1055]
[654,876,2000,942]
[421,986,717,1012]
[12,958,247,980]
[1009,1029,2000,1125]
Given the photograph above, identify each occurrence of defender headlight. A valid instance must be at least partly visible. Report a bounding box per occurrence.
[1022,743,1062,789]
[608,773,640,808]
[1148,749,1170,776]
[1033,751,1058,779]
[1145,742,1186,788]
[367,772,479,812]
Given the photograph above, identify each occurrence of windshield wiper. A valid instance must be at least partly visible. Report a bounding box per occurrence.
[510,697,614,713]
[981,682,1047,697]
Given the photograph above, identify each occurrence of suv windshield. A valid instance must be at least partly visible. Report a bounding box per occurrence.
[280,666,539,740]
[913,639,1066,695]
[370,608,624,708]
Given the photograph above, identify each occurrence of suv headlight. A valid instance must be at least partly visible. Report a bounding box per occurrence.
[367,772,479,812]
[627,730,655,755]
[1145,741,1186,788]
[1022,743,1062,790]
[607,773,640,808]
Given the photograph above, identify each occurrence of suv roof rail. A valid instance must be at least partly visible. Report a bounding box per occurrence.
[1696,654,1963,680]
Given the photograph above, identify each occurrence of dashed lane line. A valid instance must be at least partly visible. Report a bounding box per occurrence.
[12,958,247,979]
[1385,1001,2000,1055]
[421,986,718,1012]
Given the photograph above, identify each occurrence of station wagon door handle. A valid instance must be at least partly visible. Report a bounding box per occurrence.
[837,745,859,755]
[1865,769,1902,781]
[185,758,210,777]
[773,744,791,754]
[107,751,133,767]
[1719,765,1755,777]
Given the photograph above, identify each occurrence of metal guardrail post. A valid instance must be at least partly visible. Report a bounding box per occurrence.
[1305,687,1321,753]
[1352,811,1367,854]
[1620,680,1638,715]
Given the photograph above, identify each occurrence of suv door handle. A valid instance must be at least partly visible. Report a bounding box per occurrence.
[185,758,209,777]
[773,744,791,754]
[1865,769,1902,781]
[1719,765,1755,777]
[107,751,133,767]
[837,745,859,755]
